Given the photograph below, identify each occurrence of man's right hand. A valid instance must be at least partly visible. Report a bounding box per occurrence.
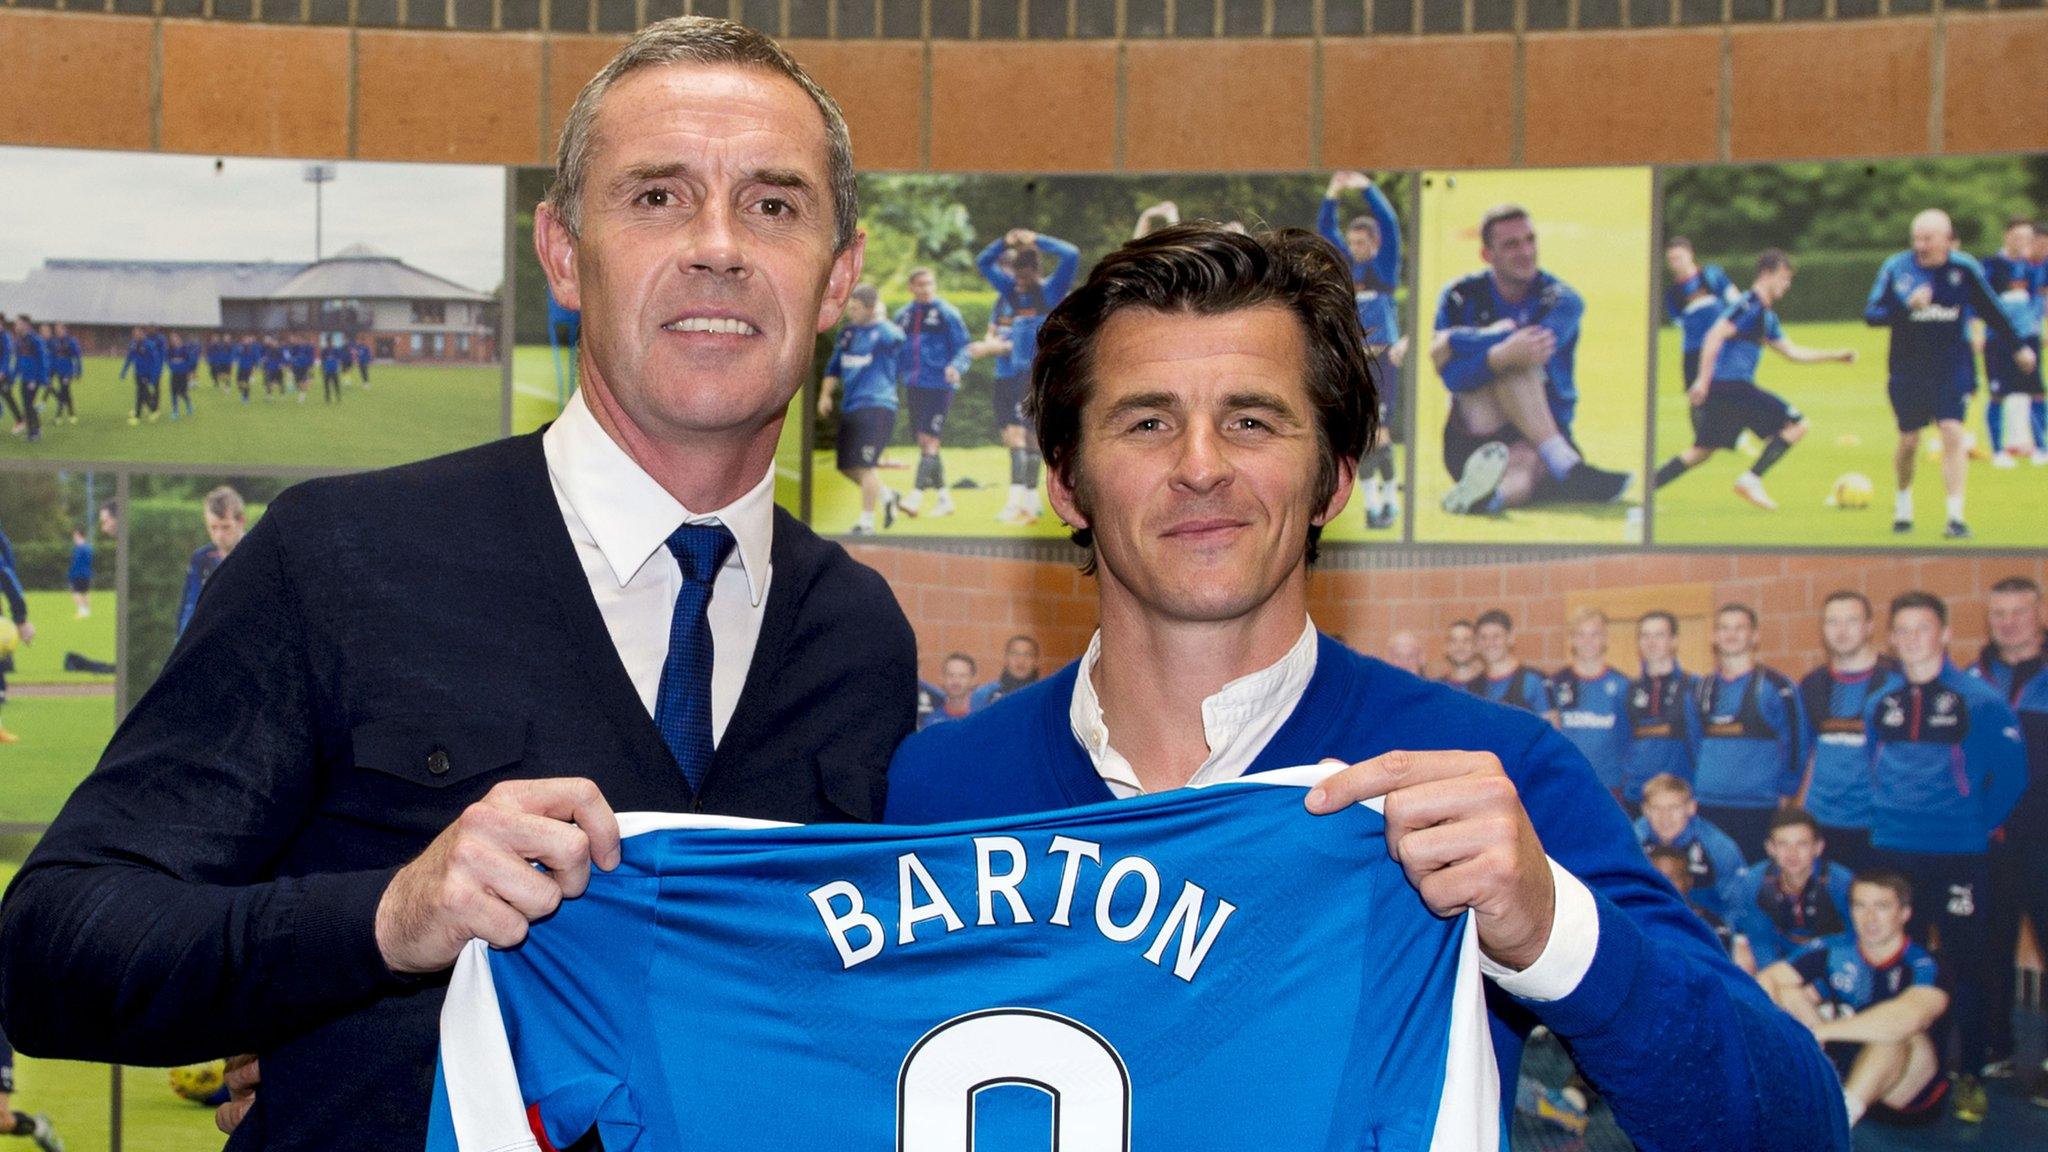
[1907,285,1935,311]
[214,1055,259,1135]
[15,621,33,645]
[374,778,621,975]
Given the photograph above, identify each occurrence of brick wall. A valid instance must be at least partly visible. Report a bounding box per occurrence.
[853,545,2048,684]
[8,10,2048,169]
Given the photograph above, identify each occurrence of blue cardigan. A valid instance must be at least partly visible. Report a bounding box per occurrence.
[887,634,1848,1152]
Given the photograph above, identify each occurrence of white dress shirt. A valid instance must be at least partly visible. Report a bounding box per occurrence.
[541,390,774,747]
[1069,616,1600,1001]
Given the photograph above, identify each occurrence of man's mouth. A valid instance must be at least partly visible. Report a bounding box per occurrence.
[663,315,760,336]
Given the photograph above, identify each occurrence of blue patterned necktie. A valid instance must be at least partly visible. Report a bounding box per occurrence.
[653,522,736,793]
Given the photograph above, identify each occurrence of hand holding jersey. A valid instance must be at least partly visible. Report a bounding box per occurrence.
[376,778,624,974]
[1309,750,1558,971]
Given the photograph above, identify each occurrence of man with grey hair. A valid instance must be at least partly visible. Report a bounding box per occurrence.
[0,17,914,1150]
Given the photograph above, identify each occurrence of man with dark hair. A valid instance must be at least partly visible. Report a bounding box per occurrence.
[0,18,915,1151]
[1473,608,1553,718]
[47,324,80,426]
[890,267,974,519]
[1865,209,2031,538]
[1798,590,1894,874]
[970,635,1040,711]
[818,282,906,535]
[1653,249,1855,510]
[1626,609,1701,810]
[1694,602,1808,855]
[1866,590,2028,1118]
[1727,808,1855,967]
[1760,872,1951,1129]
[1980,218,2046,465]
[1973,575,2045,701]
[917,653,976,730]
[1319,171,1406,530]
[1664,236,1741,389]
[9,318,47,444]
[1648,843,1752,968]
[231,332,261,405]
[889,221,1850,1151]
[1431,204,1632,514]
[1441,618,1481,689]
[979,231,1080,522]
[1551,608,1633,804]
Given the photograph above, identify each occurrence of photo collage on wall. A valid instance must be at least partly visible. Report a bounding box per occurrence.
[5,135,2048,1152]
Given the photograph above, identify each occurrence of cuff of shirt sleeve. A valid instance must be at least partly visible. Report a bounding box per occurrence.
[286,867,412,999]
[1478,857,1599,1001]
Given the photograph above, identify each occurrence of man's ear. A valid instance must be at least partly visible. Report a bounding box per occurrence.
[1046,458,1089,532]
[534,202,584,313]
[817,231,867,333]
[1313,455,1358,527]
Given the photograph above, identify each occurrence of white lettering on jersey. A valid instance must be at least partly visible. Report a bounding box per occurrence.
[1560,712,1617,730]
[839,352,874,371]
[811,836,1238,981]
[975,836,1033,926]
[1910,304,1963,323]
[899,852,966,944]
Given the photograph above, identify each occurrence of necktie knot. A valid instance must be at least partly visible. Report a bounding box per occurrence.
[665,522,735,586]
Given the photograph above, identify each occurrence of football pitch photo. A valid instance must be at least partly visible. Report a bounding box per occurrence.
[1650,322,2048,548]
[1411,168,1652,546]
[0,591,116,825]
[4,357,503,469]
[809,442,1070,540]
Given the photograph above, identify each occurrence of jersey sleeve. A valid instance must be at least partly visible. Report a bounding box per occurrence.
[1864,257,1905,326]
[1363,182,1401,290]
[1906,948,1939,988]
[1967,691,2029,834]
[1039,235,1082,301]
[1773,674,1809,798]
[433,873,659,1152]
[976,239,1015,294]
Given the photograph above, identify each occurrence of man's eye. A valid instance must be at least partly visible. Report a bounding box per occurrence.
[759,197,793,217]
[637,188,675,208]
[1130,417,1164,433]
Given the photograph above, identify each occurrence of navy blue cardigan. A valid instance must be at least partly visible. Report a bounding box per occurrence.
[888,635,1849,1152]
[0,431,916,1150]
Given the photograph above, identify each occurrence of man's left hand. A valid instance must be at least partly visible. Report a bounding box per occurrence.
[1306,751,1556,971]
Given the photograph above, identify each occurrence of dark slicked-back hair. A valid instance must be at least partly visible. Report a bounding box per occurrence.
[1890,590,1948,626]
[1029,222,1378,572]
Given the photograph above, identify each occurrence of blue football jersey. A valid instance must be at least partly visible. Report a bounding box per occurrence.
[430,767,1498,1152]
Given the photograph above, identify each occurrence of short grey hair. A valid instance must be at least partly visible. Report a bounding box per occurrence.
[546,16,858,251]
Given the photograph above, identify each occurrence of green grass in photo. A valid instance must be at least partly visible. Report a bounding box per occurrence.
[1411,168,1652,545]
[1649,321,2048,548]
[7,357,501,469]
[0,697,114,823]
[809,443,1068,539]
[6,593,117,687]
[1317,445,1411,545]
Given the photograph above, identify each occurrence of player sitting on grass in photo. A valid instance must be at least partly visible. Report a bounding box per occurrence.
[1431,205,1633,515]
[818,283,906,535]
[1653,250,1855,511]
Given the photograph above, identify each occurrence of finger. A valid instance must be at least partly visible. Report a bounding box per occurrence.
[1306,750,1503,812]
[224,1055,259,1092]
[1382,772,1523,842]
[466,849,568,923]
[487,778,621,870]
[216,1098,252,1136]
[470,892,536,950]
[1408,854,1504,919]
[1387,814,1522,878]
[472,808,596,896]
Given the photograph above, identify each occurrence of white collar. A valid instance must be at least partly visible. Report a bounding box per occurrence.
[1071,617,1319,791]
[542,389,773,605]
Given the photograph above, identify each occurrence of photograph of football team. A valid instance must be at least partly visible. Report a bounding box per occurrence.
[1654,157,2048,549]
[0,146,504,469]
[1411,167,1652,545]
[508,166,806,514]
[805,171,1414,541]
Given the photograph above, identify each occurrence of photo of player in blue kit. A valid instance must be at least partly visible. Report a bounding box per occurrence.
[9,318,48,445]
[164,333,198,421]
[1551,608,1634,803]
[1980,218,2047,467]
[1653,250,1856,511]
[1471,608,1553,718]
[45,325,79,426]
[318,339,346,405]
[117,326,164,425]
[1321,171,1407,531]
[1693,603,1809,855]
[1431,205,1635,517]
[1665,237,1741,388]
[1626,611,1702,808]
[1636,772,1748,917]
[817,283,907,535]
[975,231,1080,518]
[1866,211,2033,539]
[1865,590,2028,1120]
[1797,590,1896,875]
[231,333,260,403]
[892,267,980,520]
[1761,870,1952,1129]
[1728,808,1855,967]
[204,332,233,392]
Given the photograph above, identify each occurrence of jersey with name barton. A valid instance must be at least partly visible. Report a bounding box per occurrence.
[430,768,1497,1152]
